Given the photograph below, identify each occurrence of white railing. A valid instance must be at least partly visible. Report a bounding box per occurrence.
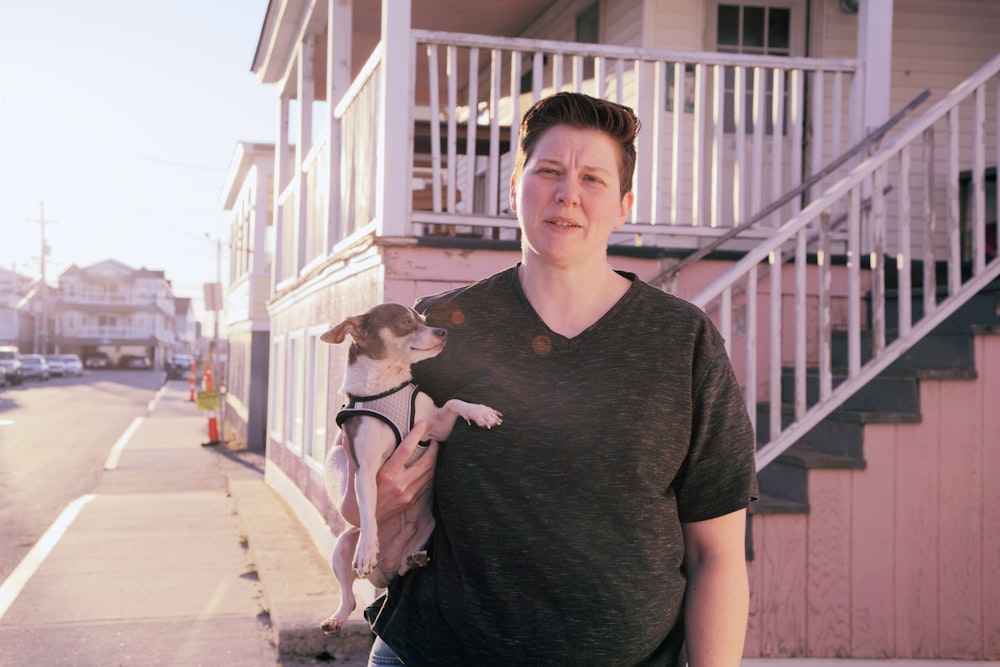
[281,32,863,282]
[689,54,1000,470]
[66,326,139,339]
[408,31,861,245]
[334,44,384,240]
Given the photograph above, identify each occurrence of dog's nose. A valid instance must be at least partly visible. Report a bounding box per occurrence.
[434,328,447,339]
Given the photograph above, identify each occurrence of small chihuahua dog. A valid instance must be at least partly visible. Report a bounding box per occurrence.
[319,303,501,634]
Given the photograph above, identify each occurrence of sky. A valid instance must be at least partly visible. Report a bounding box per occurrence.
[0,0,275,324]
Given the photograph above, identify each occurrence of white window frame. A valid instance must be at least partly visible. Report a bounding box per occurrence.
[287,331,306,454]
[304,326,331,471]
[268,335,286,442]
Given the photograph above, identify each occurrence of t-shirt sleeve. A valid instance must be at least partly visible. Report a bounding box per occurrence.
[673,322,759,523]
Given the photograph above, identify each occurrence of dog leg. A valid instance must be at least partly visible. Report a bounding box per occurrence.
[428,399,502,441]
[321,527,361,635]
[352,460,381,578]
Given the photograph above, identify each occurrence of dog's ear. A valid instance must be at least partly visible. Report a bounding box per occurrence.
[321,315,365,344]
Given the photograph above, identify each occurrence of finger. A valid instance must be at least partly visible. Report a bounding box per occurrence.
[390,421,430,470]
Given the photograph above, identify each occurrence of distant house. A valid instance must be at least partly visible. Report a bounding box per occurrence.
[54,259,178,368]
[239,0,1000,659]
[0,267,32,346]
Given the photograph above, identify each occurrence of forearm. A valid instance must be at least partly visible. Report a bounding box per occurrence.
[682,551,749,666]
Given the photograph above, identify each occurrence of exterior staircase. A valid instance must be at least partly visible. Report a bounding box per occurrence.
[682,53,1000,659]
[743,271,1000,659]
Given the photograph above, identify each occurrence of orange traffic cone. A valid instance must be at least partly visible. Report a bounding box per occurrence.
[203,416,220,447]
[201,365,220,446]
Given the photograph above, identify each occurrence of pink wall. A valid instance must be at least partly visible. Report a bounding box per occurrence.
[746,333,1000,659]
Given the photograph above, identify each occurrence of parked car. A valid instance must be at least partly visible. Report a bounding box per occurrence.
[168,354,195,380]
[45,355,66,377]
[60,354,84,376]
[119,355,152,370]
[21,354,51,381]
[0,345,24,386]
[84,352,110,368]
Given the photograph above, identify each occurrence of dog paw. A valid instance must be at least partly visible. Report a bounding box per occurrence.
[466,406,503,429]
[354,538,379,577]
[406,550,430,569]
[320,614,348,635]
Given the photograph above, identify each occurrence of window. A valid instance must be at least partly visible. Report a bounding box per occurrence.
[716,4,790,56]
[288,335,305,452]
[269,337,286,441]
[304,332,330,464]
[713,2,796,134]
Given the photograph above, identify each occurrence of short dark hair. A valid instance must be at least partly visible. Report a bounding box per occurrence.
[513,92,641,198]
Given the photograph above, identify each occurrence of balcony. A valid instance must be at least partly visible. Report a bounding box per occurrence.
[272,28,863,288]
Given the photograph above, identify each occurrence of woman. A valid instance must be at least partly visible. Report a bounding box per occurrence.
[352,92,758,666]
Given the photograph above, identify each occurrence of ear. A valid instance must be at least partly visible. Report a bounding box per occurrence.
[321,315,364,344]
[614,191,635,230]
[509,172,518,213]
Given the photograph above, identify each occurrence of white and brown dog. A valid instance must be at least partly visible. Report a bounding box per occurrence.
[319,303,501,634]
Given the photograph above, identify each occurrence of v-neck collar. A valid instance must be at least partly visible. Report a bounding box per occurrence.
[507,264,640,348]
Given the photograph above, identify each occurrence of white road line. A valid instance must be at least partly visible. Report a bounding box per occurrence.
[103,417,143,470]
[147,385,167,412]
[0,494,96,621]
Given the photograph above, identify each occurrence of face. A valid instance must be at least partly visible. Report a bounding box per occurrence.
[510,125,634,270]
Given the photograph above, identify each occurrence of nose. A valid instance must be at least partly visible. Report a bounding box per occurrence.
[556,177,581,207]
[434,327,447,340]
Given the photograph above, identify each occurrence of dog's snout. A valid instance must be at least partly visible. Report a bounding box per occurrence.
[434,327,447,340]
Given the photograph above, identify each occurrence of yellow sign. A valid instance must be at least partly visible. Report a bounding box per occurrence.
[196,390,219,411]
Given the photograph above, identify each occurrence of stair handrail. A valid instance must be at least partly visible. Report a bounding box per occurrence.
[688,52,1000,471]
[652,89,931,290]
[692,52,1000,309]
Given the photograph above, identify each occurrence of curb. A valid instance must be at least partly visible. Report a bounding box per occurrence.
[227,478,373,662]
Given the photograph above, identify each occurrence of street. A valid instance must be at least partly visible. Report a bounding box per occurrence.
[0,369,163,584]
[0,372,292,666]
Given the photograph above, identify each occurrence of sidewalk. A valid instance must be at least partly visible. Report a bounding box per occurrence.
[151,380,374,665]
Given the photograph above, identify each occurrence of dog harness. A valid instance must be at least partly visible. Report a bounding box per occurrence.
[335,381,420,446]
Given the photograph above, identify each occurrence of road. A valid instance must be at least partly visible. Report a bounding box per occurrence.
[0,369,163,584]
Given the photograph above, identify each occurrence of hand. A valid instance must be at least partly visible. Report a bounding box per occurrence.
[373,421,438,521]
[334,422,438,526]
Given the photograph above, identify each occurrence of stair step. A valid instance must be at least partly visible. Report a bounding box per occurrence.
[879,278,1000,332]
[780,368,922,416]
[830,329,977,378]
[751,492,808,516]
[756,444,864,508]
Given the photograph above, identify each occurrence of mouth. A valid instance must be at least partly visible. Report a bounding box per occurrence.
[546,217,580,229]
[410,343,445,352]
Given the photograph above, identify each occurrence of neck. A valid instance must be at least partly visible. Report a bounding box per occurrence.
[517,260,629,338]
[341,357,413,397]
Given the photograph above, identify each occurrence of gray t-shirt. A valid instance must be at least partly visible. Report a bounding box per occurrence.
[367,266,758,666]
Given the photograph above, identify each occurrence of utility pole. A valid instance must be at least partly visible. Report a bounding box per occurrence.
[28,201,56,354]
